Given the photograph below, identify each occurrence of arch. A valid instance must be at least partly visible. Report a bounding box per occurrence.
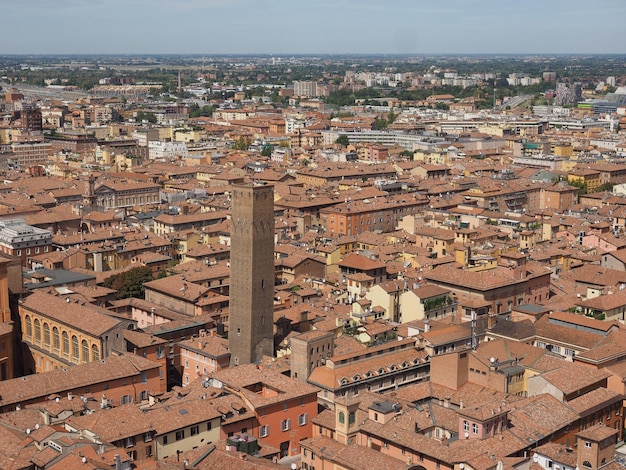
[34,319,41,343]
[91,344,100,361]
[72,335,79,362]
[82,340,89,362]
[53,327,60,351]
[25,315,32,339]
[43,323,50,347]
[62,331,69,357]
[582,462,592,468]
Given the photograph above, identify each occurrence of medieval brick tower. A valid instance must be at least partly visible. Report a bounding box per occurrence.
[229,183,275,366]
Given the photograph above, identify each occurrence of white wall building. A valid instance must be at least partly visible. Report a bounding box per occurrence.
[148,141,189,161]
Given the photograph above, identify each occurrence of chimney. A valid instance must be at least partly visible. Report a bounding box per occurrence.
[424,318,430,333]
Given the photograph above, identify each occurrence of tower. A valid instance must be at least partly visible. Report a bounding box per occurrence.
[229,183,275,366]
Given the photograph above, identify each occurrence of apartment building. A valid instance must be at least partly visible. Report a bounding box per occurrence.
[0,219,53,267]
[321,193,429,236]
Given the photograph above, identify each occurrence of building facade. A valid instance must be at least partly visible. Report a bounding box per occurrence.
[228,184,275,366]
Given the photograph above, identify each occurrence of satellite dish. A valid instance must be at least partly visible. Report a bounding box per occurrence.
[464,432,469,438]
[490,357,496,363]
[533,454,539,463]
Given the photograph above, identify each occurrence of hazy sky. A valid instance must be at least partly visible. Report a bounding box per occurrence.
[3,0,625,55]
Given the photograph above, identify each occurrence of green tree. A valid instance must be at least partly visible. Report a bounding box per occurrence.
[233,136,251,150]
[335,134,350,147]
[189,105,216,118]
[102,266,153,300]
[594,182,614,193]
[372,117,388,130]
[261,145,273,157]
[569,179,588,196]
[136,110,157,123]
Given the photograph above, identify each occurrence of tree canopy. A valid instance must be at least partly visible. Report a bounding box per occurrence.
[335,134,350,147]
[102,266,153,300]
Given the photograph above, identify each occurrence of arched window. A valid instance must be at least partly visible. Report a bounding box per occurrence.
[72,336,79,361]
[25,315,32,339]
[43,323,50,347]
[338,411,345,424]
[82,340,89,362]
[582,462,592,468]
[53,327,60,351]
[348,411,356,425]
[92,344,100,361]
[34,319,41,343]
[62,331,69,357]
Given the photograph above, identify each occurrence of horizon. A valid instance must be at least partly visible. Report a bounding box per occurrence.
[3,0,625,56]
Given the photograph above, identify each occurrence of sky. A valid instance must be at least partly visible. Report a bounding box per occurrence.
[2,0,625,55]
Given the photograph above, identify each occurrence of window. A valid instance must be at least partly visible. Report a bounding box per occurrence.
[472,423,478,434]
[162,435,168,445]
[207,421,212,431]
[156,346,165,359]
[190,425,199,436]
[299,413,308,426]
[62,331,69,357]
[144,432,153,442]
[43,323,50,347]
[34,319,41,343]
[281,419,291,431]
[52,326,61,351]
[72,335,79,361]
[25,316,32,339]
[348,411,355,425]
[338,411,345,424]
[145,445,152,457]
[585,442,592,448]
[175,430,184,441]
[463,421,469,431]
[82,340,89,362]
[260,425,269,438]
[92,344,100,361]
[125,437,135,448]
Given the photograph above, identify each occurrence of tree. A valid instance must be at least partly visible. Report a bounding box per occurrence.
[335,134,350,147]
[102,266,153,300]
[372,117,388,130]
[261,145,273,157]
[136,110,157,123]
[569,179,588,196]
[189,105,216,118]
[233,136,251,150]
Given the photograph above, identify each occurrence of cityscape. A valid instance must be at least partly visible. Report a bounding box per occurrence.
[0,40,625,470]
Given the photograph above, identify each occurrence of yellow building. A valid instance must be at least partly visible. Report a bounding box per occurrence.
[19,290,131,374]
[567,168,601,192]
